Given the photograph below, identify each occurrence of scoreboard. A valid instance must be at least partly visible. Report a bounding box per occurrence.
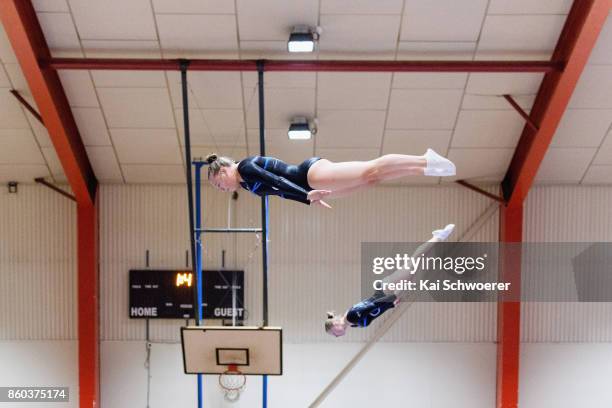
[129,269,244,320]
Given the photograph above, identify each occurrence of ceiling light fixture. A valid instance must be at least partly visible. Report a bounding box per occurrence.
[288,117,317,140]
[287,26,321,53]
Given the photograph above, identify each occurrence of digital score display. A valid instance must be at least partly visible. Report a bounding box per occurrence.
[129,269,244,320]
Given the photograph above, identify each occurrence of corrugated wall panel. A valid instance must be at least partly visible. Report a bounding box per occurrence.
[522,186,612,342]
[100,184,499,343]
[0,185,76,340]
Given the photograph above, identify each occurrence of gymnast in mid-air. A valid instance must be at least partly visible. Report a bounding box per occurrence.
[205,149,456,208]
[324,223,455,337]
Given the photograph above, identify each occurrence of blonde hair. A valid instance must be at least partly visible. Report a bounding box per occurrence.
[324,311,337,335]
[205,154,235,179]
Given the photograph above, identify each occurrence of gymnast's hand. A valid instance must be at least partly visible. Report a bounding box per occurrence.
[308,189,332,202]
[311,199,332,209]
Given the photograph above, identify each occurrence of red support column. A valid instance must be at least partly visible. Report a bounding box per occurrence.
[497,204,523,408]
[496,1,610,406]
[0,2,99,408]
[77,199,99,408]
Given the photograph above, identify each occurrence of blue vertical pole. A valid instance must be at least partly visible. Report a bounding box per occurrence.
[194,162,204,408]
[256,60,269,408]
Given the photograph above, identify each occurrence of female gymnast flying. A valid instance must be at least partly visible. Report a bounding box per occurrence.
[205,150,456,208]
[325,223,455,337]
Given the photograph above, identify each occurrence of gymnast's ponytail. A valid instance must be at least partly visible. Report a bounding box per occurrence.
[205,153,235,178]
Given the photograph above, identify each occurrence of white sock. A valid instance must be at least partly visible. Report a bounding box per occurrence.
[432,224,455,241]
[424,148,456,176]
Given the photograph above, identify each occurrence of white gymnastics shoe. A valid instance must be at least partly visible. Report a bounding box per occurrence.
[424,148,456,176]
[432,224,455,241]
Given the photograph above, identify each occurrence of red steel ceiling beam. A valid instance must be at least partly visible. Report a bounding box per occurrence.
[47,57,560,73]
[502,0,611,208]
[0,2,100,408]
[496,2,611,408]
[0,1,96,204]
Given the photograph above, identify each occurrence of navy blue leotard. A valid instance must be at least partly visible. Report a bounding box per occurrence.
[237,156,321,205]
[346,291,397,328]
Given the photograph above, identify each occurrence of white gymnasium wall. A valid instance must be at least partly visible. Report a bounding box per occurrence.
[100,341,497,408]
[0,185,78,407]
[0,184,77,340]
[522,186,612,342]
[99,184,499,343]
[5,184,612,408]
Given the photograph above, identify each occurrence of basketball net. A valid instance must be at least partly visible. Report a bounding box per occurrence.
[218,365,247,402]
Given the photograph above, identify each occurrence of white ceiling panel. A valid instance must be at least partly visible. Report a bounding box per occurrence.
[569,65,612,109]
[242,72,316,89]
[97,88,175,128]
[400,0,488,42]
[0,67,10,87]
[82,40,161,58]
[0,24,17,63]
[315,147,380,162]
[91,71,167,88]
[36,12,81,57]
[476,15,566,60]
[152,0,235,14]
[317,73,392,110]
[41,146,66,182]
[71,107,111,146]
[244,88,315,128]
[466,73,544,95]
[174,109,246,147]
[452,110,524,148]
[446,148,515,181]
[392,73,467,89]
[236,0,318,41]
[25,114,52,148]
[4,63,28,93]
[0,129,45,164]
[535,147,597,183]
[0,164,50,183]
[551,109,612,147]
[582,165,612,184]
[168,72,243,109]
[487,0,572,15]
[593,131,612,165]
[156,14,238,58]
[69,0,157,40]
[321,0,403,14]
[0,92,29,128]
[122,164,185,183]
[58,71,99,107]
[111,128,181,164]
[85,146,123,182]
[396,41,476,60]
[382,130,451,155]
[462,94,535,110]
[386,89,463,129]
[315,110,386,148]
[32,0,69,12]
[589,15,612,64]
[319,15,400,57]
[189,146,247,164]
